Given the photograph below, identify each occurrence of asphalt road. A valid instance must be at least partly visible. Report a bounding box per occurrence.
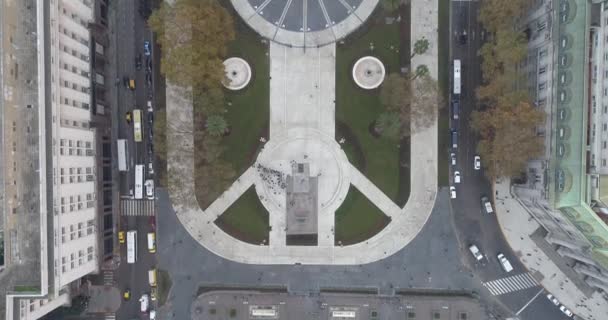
[447,1,569,320]
[110,0,159,319]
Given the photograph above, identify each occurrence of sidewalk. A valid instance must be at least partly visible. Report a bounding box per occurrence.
[494,180,608,320]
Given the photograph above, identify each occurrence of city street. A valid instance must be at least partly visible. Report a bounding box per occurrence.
[447,1,569,320]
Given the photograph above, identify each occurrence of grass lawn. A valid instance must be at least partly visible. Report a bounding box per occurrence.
[215,187,269,244]
[333,11,403,244]
[221,22,269,175]
[335,186,390,245]
[437,0,450,187]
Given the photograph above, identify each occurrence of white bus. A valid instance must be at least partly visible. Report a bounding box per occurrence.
[127,231,138,264]
[453,59,461,95]
[133,109,143,142]
[134,164,144,200]
[117,139,128,172]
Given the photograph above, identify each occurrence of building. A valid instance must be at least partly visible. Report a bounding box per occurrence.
[0,0,112,318]
[515,0,608,294]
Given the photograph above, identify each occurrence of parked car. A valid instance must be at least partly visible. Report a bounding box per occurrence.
[546,294,560,306]
[451,130,458,149]
[147,112,154,125]
[139,294,149,313]
[145,179,155,200]
[118,231,125,244]
[135,53,143,70]
[474,155,481,170]
[147,100,153,112]
[146,72,152,88]
[144,41,151,56]
[454,171,461,184]
[147,57,152,72]
[559,305,573,317]
[148,162,154,176]
[481,196,494,214]
[125,111,132,124]
[469,244,483,261]
[497,253,513,273]
[151,287,158,301]
[450,153,456,166]
[452,99,460,120]
[150,310,157,320]
[147,143,154,156]
[450,186,457,199]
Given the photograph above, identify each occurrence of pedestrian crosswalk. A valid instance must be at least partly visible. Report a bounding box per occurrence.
[483,272,539,296]
[121,199,155,216]
[104,315,115,320]
[103,271,114,286]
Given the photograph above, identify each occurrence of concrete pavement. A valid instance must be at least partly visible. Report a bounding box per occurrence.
[495,180,608,320]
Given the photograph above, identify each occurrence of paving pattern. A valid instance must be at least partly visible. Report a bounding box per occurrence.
[482,273,539,296]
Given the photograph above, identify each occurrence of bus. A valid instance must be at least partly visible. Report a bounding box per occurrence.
[133,109,143,142]
[126,230,137,264]
[117,139,128,172]
[134,164,144,199]
[453,59,461,95]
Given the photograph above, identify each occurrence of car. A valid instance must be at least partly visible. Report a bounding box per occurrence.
[497,253,514,273]
[454,171,461,183]
[147,143,154,156]
[150,310,157,320]
[468,244,483,261]
[148,162,154,175]
[135,53,143,70]
[146,57,152,72]
[147,100,153,112]
[451,130,458,149]
[546,294,560,306]
[151,287,158,301]
[125,111,132,123]
[147,112,154,125]
[144,41,151,56]
[474,155,481,170]
[146,72,152,88]
[145,179,155,200]
[139,294,149,313]
[118,231,125,244]
[123,289,131,300]
[481,196,494,214]
[452,100,460,120]
[450,186,457,199]
[459,30,467,45]
[559,305,573,317]
[450,153,456,166]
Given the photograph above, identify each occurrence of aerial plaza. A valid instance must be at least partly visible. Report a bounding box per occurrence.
[166,0,439,264]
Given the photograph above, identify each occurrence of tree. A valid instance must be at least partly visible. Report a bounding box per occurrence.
[411,37,430,58]
[380,73,410,112]
[374,111,401,139]
[471,99,544,179]
[149,0,235,90]
[478,0,528,34]
[205,115,228,137]
[413,64,429,79]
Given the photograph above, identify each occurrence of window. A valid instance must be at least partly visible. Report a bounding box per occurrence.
[539,66,547,74]
[603,159,607,167]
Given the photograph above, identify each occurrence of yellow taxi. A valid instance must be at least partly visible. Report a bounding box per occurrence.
[118,231,125,244]
[123,289,131,300]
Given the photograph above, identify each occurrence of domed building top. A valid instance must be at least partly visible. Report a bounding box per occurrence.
[231,0,379,48]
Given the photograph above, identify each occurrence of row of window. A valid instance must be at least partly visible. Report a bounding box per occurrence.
[58,139,94,156]
[56,246,95,275]
[57,166,95,185]
[59,221,95,244]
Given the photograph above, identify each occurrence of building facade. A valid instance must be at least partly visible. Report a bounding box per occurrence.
[1,0,112,318]
[515,0,608,294]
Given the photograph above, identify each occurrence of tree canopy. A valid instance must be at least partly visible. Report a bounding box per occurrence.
[148,0,235,90]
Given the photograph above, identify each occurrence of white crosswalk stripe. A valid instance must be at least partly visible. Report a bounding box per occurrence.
[483,272,539,296]
[105,315,116,320]
[121,199,155,216]
[103,271,114,286]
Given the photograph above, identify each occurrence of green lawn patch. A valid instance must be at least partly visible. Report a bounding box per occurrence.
[336,17,402,201]
[215,187,269,244]
[157,269,172,307]
[221,22,269,175]
[437,0,450,186]
[335,186,391,245]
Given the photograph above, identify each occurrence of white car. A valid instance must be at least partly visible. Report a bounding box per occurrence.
[139,294,149,313]
[148,162,154,175]
[450,153,456,166]
[481,196,494,214]
[559,305,573,317]
[497,253,513,273]
[469,245,483,261]
[450,186,457,199]
[454,171,461,183]
[145,179,155,200]
[147,100,153,112]
[474,156,481,170]
[150,310,157,320]
[546,294,559,306]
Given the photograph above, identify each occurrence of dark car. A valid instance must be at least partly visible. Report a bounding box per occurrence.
[147,112,154,125]
[146,73,152,88]
[147,143,154,156]
[452,100,460,120]
[135,53,142,70]
[459,30,468,45]
[146,57,152,72]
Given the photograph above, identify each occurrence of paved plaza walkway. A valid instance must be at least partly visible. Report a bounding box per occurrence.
[165,0,440,264]
[495,181,608,320]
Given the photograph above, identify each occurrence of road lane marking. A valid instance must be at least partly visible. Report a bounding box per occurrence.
[516,288,545,316]
[483,272,539,296]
